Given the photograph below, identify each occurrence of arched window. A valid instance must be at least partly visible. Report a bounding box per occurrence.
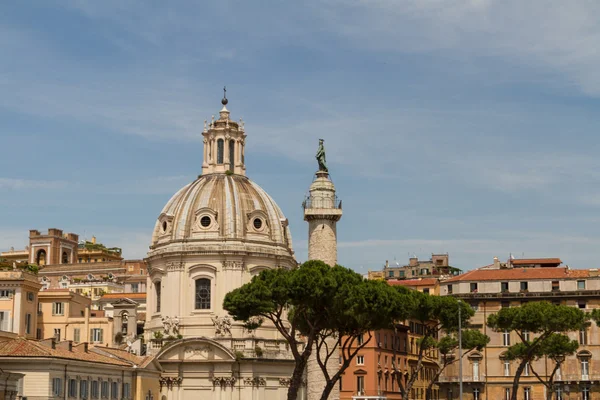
[217,139,224,164]
[62,251,69,264]
[36,249,47,266]
[228,140,235,170]
[155,282,161,312]
[121,311,129,334]
[195,278,211,309]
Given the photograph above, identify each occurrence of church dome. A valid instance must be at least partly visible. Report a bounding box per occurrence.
[150,173,293,253]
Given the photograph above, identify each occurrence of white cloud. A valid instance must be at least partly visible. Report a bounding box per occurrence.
[0,178,68,190]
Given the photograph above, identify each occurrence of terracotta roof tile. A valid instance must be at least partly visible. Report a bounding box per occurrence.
[0,338,131,366]
[92,347,153,367]
[444,267,588,283]
[100,292,146,300]
[388,278,438,287]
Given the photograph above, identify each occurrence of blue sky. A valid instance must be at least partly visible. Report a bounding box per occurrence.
[2,0,600,273]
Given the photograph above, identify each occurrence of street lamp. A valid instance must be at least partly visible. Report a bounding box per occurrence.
[458,300,463,400]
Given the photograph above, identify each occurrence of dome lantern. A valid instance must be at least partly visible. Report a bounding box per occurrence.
[201,93,246,176]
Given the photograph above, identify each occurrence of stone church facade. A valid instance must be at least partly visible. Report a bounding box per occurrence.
[145,95,312,399]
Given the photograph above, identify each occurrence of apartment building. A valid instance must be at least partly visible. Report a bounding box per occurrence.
[340,322,439,400]
[438,258,600,400]
[0,268,41,338]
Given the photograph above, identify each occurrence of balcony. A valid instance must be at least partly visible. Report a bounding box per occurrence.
[352,390,387,400]
[437,374,485,383]
[555,374,600,382]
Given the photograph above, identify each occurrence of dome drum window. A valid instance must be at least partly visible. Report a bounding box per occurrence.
[193,207,219,233]
[158,213,174,236]
[247,210,269,234]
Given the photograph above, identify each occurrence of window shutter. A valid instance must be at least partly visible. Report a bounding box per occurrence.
[52,303,56,314]
[99,329,103,343]
[90,329,93,342]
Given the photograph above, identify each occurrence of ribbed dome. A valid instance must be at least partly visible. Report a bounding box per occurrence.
[150,174,293,253]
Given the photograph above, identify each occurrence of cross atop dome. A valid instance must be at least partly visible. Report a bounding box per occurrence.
[201,92,247,176]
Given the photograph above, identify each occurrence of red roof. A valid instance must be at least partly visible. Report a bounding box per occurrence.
[100,292,146,300]
[388,278,438,287]
[510,258,562,265]
[444,267,588,283]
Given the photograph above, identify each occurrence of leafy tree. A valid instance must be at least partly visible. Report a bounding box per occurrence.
[390,288,481,400]
[427,329,490,398]
[223,260,407,400]
[487,301,588,400]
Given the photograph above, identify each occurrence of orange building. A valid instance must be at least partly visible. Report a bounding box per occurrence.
[340,323,439,400]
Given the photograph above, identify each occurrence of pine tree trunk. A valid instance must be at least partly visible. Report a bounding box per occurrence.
[288,355,309,400]
[511,362,526,400]
[319,380,336,400]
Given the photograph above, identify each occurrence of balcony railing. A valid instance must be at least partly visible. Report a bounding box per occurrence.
[453,290,600,299]
[437,374,485,383]
[302,196,342,210]
[352,390,387,400]
[555,374,600,382]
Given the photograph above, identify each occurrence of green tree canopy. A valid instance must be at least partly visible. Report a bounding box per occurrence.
[223,260,409,400]
[487,301,588,400]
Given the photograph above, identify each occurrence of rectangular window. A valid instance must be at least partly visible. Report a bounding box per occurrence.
[91,381,99,399]
[356,355,365,365]
[388,271,394,278]
[52,302,64,315]
[520,282,528,291]
[501,282,509,292]
[501,301,510,308]
[123,383,130,399]
[74,328,81,343]
[447,285,453,294]
[399,271,405,278]
[36,328,42,339]
[522,330,530,341]
[25,313,31,334]
[581,359,589,380]
[505,388,511,400]
[555,387,562,400]
[524,362,530,376]
[131,283,139,293]
[101,381,109,398]
[81,380,89,399]
[578,301,586,309]
[580,329,588,345]
[111,382,118,399]
[423,288,430,294]
[524,387,531,400]
[470,283,478,293]
[54,328,61,340]
[470,302,479,311]
[503,361,510,376]
[53,378,63,397]
[503,330,511,346]
[473,388,480,400]
[356,376,365,393]
[578,280,586,290]
[582,387,590,400]
[473,360,480,380]
[38,302,43,315]
[0,289,13,299]
[155,283,161,312]
[357,334,363,346]
[552,281,560,291]
[90,328,103,343]
[69,379,78,398]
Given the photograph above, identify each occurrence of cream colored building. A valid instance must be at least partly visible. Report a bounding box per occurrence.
[37,289,114,346]
[438,258,600,400]
[0,268,41,339]
[145,96,303,399]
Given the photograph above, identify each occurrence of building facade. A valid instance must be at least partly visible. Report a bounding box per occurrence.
[144,97,302,400]
[438,258,600,400]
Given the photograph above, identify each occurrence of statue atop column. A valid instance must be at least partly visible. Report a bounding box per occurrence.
[315,139,328,172]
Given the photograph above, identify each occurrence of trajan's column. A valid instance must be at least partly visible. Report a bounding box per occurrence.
[304,139,343,400]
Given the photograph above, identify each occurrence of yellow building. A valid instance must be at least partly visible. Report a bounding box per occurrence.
[0,267,41,339]
[37,289,115,346]
[438,258,600,400]
[77,236,123,263]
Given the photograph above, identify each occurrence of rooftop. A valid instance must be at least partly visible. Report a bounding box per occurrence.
[388,278,438,287]
[444,267,588,283]
[100,292,147,300]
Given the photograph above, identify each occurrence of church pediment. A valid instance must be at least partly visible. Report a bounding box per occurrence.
[156,337,235,363]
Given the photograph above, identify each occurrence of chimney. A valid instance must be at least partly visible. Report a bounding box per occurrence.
[493,257,500,269]
[91,236,97,244]
[40,338,57,349]
[385,260,389,268]
[84,342,89,352]
[56,340,73,351]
